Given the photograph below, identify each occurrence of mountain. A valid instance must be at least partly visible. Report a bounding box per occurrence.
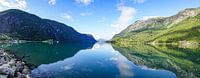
[0,9,96,43]
[112,7,200,44]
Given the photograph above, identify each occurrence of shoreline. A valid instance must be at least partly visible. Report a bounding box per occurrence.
[0,49,31,78]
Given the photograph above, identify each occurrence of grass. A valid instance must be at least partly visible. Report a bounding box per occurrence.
[112,14,200,45]
[112,13,200,78]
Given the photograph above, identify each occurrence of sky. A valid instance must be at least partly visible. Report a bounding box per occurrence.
[0,0,200,40]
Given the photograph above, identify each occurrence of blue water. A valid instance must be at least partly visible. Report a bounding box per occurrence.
[25,43,176,78]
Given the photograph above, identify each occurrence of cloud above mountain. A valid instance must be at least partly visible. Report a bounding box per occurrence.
[61,13,73,21]
[132,0,145,3]
[49,0,56,5]
[0,0,27,9]
[75,0,93,6]
[80,12,93,16]
[111,5,136,36]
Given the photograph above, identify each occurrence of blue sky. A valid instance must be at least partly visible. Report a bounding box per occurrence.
[0,0,200,40]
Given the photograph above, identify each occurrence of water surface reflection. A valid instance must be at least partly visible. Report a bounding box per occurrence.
[30,43,176,78]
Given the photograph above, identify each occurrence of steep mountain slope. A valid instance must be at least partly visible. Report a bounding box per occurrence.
[112,7,200,44]
[0,9,96,43]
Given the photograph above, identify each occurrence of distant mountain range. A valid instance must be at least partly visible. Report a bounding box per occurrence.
[113,7,200,45]
[0,9,96,43]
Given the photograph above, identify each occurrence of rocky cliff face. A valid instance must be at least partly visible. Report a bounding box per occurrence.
[118,7,200,35]
[0,9,96,43]
[113,7,200,43]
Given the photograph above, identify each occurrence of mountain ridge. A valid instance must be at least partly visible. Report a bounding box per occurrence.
[112,7,200,44]
[116,7,200,36]
[0,9,96,43]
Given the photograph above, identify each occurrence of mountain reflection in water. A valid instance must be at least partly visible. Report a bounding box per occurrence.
[112,44,200,78]
[0,43,177,78]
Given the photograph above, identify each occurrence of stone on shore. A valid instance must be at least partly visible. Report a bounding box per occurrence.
[0,49,31,78]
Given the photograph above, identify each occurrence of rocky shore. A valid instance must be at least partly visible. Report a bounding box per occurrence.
[0,49,31,78]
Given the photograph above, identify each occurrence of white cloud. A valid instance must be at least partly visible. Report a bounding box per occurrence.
[120,0,145,4]
[80,12,92,16]
[91,33,100,40]
[0,6,3,10]
[98,17,106,23]
[61,13,73,21]
[142,16,160,20]
[132,0,145,3]
[0,0,27,9]
[49,0,56,5]
[75,0,93,6]
[111,5,136,35]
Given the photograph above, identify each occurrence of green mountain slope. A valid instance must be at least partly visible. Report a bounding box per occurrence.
[0,9,96,43]
[112,7,200,45]
[153,14,200,43]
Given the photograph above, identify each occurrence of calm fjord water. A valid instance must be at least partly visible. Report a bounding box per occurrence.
[1,43,179,78]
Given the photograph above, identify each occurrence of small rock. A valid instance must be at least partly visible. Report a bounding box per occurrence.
[22,68,30,74]
[8,60,16,66]
[0,50,31,78]
[0,75,8,78]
